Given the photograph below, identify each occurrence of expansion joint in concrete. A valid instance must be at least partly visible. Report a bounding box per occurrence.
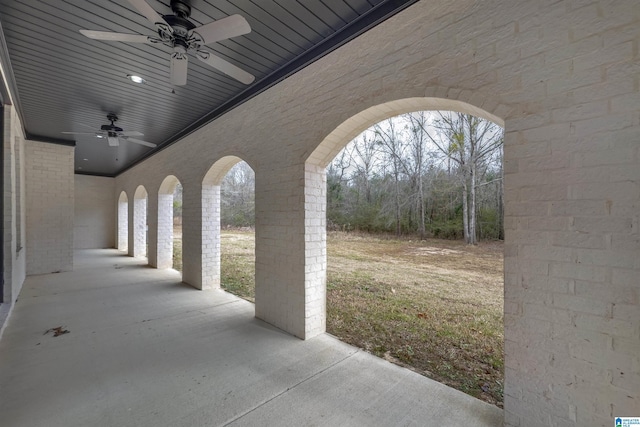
[221,348,359,426]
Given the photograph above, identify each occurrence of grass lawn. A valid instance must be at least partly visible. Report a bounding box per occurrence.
[175,229,504,406]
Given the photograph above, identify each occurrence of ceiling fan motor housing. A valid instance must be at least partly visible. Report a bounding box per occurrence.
[101,125,123,133]
[102,113,123,132]
[170,0,192,19]
[163,4,195,50]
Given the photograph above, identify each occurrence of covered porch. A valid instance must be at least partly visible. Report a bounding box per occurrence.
[0,250,502,426]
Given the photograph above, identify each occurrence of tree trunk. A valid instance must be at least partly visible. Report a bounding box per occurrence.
[498,157,504,240]
[461,178,470,243]
[395,171,401,237]
[469,163,477,245]
[418,175,425,240]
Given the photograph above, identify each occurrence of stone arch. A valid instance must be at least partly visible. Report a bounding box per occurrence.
[132,185,148,258]
[157,175,182,270]
[117,191,128,252]
[202,155,247,186]
[299,96,506,339]
[307,97,505,169]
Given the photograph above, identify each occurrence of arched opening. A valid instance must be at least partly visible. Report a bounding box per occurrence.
[219,160,255,300]
[199,156,247,290]
[132,185,148,259]
[117,191,128,252]
[157,175,182,271]
[306,97,505,406]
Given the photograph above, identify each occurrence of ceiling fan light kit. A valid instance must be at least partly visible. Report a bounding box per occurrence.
[80,0,254,86]
[107,135,120,147]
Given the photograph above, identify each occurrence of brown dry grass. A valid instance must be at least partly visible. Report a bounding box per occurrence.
[176,230,505,406]
[326,231,504,406]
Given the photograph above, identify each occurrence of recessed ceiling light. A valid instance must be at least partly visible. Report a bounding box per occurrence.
[78,166,83,170]
[83,158,88,161]
[96,134,104,139]
[127,74,146,84]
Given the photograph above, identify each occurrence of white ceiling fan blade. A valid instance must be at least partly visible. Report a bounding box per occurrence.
[120,131,144,137]
[80,30,151,44]
[126,137,157,148]
[196,51,255,85]
[127,0,173,33]
[170,51,188,86]
[191,15,251,46]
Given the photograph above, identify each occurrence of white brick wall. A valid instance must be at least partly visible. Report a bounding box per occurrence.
[74,175,115,249]
[113,0,640,423]
[201,183,220,288]
[146,186,158,267]
[181,180,203,288]
[156,175,180,269]
[254,164,308,338]
[25,140,74,275]
[131,185,147,258]
[2,105,26,325]
[303,163,327,337]
[156,192,173,269]
[117,191,128,251]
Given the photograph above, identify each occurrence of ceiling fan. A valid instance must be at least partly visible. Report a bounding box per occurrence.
[79,0,254,86]
[62,113,157,148]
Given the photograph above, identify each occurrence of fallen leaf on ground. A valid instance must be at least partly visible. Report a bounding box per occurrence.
[44,326,70,337]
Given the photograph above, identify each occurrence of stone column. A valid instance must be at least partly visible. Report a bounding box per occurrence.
[155,192,173,269]
[254,163,326,339]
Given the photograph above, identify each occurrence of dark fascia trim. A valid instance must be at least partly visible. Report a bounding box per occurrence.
[116,0,419,176]
[0,73,9,106]
[74,170,116,178]
[0,21,22,114]
[0,104,4,302]
[25,132,76,147]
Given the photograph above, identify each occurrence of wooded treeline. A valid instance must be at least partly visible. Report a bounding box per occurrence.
[220,161,255,227]
[209,111,504,243]
[327,111,504,242]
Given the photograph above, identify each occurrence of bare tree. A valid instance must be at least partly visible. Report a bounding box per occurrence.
[374,119,407,236]
[404,112,431,239]
[351,132,380,205]
[221,161,255,227]
[422,112,504,244]
[325,111,504,241]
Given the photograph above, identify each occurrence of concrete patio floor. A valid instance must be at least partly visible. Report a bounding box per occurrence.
[0,249,503,427]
